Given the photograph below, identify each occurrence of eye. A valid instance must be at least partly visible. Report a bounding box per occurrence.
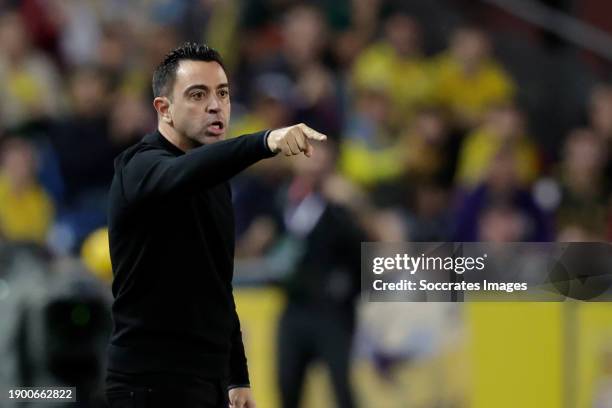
[218,89,229,98]
[191,91,204,100]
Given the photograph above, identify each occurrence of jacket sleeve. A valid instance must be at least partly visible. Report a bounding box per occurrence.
[121,131,274,203]
[228,289,250,389]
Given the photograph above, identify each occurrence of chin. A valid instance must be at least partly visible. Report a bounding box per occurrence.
[194,133,225,145]
[204,133,225,142]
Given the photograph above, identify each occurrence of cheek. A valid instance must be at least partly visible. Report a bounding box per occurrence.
[182,101,201,115]
[175,103,201,124]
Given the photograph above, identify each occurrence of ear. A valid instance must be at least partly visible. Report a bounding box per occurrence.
[153,96,172,124]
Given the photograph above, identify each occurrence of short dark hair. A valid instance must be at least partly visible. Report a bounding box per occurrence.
[152,42,225,98]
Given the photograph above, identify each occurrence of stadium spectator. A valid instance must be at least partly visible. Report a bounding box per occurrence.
[278,5,343,138]
[231,74,295,246]
[352,12,434,125]
[0,11,63,127]
[454,148,550,241]
[406,180,454,242]
[588,83,612,189]
[431,25,515,129]
[45,66,134,252]
[340,87,404,189]
[0,136,54,244]
[400,106,457,185]
[556,128,609,239]
[455,103,539,189]
[231,73,296,137]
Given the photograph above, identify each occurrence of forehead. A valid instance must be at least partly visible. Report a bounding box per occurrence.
[173,60,228,91]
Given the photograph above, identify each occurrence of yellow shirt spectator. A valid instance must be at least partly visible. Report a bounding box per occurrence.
[352,42,435,123]
[456,126,539,188]
[432,52,515,125]
[340,137,405,188]
[0,173,54,244]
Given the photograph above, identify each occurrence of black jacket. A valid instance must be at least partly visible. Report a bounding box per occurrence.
[107,129,274,386]
[276,191,365,324]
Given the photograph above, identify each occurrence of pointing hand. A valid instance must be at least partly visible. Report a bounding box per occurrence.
[267,123,327,157]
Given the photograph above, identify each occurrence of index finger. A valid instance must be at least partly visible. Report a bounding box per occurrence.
[298,124,327,141]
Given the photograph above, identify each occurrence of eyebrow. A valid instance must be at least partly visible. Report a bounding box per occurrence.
[183,83,229,95]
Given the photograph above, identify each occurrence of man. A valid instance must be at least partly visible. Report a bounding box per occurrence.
[273,143,365,408]
[105,43,326,408]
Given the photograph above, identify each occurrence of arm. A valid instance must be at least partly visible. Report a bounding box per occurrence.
[122,130,274,202]
[227,288,257,408]
[122,124,327,203]
[228,306,250,389]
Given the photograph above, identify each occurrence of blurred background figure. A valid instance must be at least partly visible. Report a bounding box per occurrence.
[0,11,63,128]
[555,128,608,241]
[432,24,515,130]
[2,0,612,406]
[41,65,133,255]
[0,136,53,245]
[454,147,550,242]
[272,143,366,408]
[455,103,539,189]
[352,11,434,126]
[340,86,404,190]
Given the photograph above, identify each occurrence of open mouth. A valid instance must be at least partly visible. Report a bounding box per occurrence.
[206,120,225,135]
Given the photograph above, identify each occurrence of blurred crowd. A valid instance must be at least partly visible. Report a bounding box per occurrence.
[0,0,610,259]
[1,0,612,406]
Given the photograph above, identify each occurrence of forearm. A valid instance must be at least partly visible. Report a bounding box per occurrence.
[124,130,275,201]
[160,130,273,191]
[184,130,274,186]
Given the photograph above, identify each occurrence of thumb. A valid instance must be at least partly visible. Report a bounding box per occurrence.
[303,140,313,157]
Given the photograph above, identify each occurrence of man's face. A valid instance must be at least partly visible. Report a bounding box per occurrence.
[168,60,230,146]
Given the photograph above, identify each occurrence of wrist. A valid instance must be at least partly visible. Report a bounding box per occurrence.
[228,384,250,391]
[264,129,278,153]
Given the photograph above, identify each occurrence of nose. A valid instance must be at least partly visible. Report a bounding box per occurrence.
[206,95,221,113]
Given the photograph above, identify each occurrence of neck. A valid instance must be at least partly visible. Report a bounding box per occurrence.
[158,122,195,152]
[461,60,480,77]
